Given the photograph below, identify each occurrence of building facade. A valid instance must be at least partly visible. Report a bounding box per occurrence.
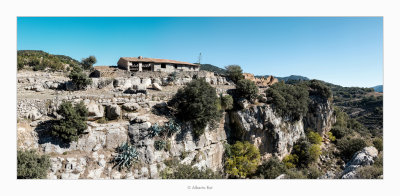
[117,56,200,73]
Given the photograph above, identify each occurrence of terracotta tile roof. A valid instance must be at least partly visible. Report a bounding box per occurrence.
[120,57,198,66]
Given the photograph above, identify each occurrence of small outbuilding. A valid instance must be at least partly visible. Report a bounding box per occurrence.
[117,56,200,73]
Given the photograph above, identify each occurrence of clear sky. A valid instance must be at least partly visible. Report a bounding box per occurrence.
[17,17,383,87]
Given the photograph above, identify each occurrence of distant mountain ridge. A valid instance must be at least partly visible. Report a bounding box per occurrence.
[197,63,227,75]
[372,85,383,93]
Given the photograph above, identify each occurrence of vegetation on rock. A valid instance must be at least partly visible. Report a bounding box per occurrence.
[161,160,222,179]
[265,82,309,121]
[224,141,260,178]
[17,150,50,179]
[68,65,92,90]
[225,65,244,83]
[235,79,259,100]
[51,101,88,143]
[111,142,139,170]
[169,78,221,137]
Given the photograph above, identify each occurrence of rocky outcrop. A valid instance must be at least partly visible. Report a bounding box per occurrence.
[243,73,278,87]
[303,96,335,135]
[105,104,121,120]
[341,146,378,179]
[85,100,104,120]
[230,105,305,159]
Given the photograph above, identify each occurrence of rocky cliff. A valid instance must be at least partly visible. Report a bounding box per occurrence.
[230,98,335,160]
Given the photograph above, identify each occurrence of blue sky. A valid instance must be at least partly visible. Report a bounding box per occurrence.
[17,17,383,87]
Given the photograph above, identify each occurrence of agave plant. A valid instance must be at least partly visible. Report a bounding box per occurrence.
[149,123,163,137]
[162,119,181,137]
[111,142,138,170]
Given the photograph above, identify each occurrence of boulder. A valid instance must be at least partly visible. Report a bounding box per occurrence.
[341,146,379,179]
[85,101,104,120]
[26,108,42,121]
[141,78,152,87]
[105,104,121,120]
[122,102,141,112]
[33,84,44,92]
[152,83,163,91]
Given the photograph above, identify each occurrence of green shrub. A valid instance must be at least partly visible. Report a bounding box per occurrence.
[81,56,97,70]
[336,137,367,161]
[373,138,383,152]
[309,144,322,162]
[306,79,332,100]
[225,65,244,83]
[355,165,383,179]
[111,142,139,170]
[154,140,167,151]
[291,139,320,167]
[330,126,351,139]
[265,82,309,121]
[221,94,234,110]
[327,132,336,142]
[160,163,222,179]
[169,78,221,137]
[235,79,259,100]
[224,141,260,178]
[285,168,307,179]
[68,65,92,90]
[257,156,286,179]
[307,131,322,145]
[51,101,88,143]
[282,154,298,169]
[306,165,323,179]
[17,150,50,179]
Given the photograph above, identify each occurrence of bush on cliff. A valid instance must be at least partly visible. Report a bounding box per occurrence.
[235,79,259,100]
[306,79,332,100]
[51,101,88,143]
[224,141,260,178]
[17,150,50,179]
[257,156,286,179]
[265,82,309,121]
[225,65,244,83]
[169,78,221,137]
[336,137,367,161]
[160,162,222,179]
[220,94,234,110]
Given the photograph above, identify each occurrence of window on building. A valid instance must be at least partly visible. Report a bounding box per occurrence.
[174,64,178,69]
[161,63,166,68]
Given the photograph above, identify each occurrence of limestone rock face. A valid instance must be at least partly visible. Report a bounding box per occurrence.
[230,105,305,159]
[303,96,335,135]
[106,104,121,120]
[341,146,378,179]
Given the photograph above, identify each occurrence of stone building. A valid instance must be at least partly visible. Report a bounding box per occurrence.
[117,56,200,73]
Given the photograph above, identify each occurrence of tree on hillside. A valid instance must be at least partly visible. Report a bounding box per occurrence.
[169,78,221,137]
[235,79,259,100]
[225,65,244,83]
[81,56,97,70]
[51,101,88,143]
[68,65,92,90]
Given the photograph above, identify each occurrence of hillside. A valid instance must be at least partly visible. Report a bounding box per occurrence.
[17,50,81,71]
[198,63,226,75]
